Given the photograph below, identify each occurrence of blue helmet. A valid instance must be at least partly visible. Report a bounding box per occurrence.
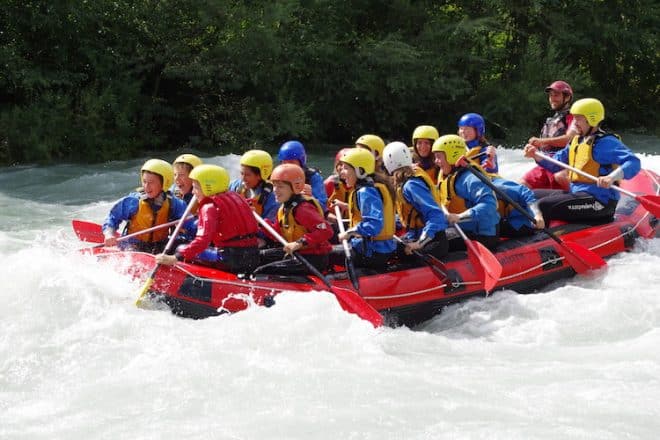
[278,140,307,167]
[458,113,485,138]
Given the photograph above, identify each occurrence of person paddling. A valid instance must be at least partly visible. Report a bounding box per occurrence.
[170,154,203,204]
[457,113,499,175]
[278,140,327,211]
[432,135,500,251]
[335,148,396,270]
[257,164,333,274]
[411,125,441,184]
[382,141,449,260]
[523,98,641,225]
[102,159,191,253]
[155,164,260,274]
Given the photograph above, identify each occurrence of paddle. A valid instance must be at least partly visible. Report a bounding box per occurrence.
[464,164,606,274]
[392,235,449,282]
[135,199,198,307]
[73,217,193,245]
[440,205,502,293]
[333,205,361,292]
[254,212,382,327]
[534,151,660,217]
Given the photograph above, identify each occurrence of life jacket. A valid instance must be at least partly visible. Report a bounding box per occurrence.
[396,169,441,229]
[568,131,619,184]
[205,191,258,247]
[327,175,349,207]
[438,169,469,214]
[540,108,571,147]
[466,145,500,179]
[126,191,173,242]
[277,195,325,243]
[348,181,395,241]
[236,180,273,216]
[414,155,440,184]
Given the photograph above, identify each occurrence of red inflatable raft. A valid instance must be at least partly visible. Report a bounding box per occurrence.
[83,170,659,327]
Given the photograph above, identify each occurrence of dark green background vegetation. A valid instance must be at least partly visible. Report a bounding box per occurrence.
[1,0,657,164]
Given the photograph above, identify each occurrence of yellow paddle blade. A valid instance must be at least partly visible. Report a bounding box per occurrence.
[134,273,156,308]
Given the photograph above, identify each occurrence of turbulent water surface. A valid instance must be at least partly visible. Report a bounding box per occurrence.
[1,142,659,439]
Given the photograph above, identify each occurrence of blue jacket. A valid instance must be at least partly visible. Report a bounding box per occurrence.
[453,171,500,236]
[306,170,328,212]
[538,134,641,204]
[491,177,536,231]
[351,185,396,256]
[102,191,193,246]
[228,178,279,222]
[401,177,448,241]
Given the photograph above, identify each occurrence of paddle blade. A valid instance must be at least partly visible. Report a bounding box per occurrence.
[331,286,383,327]
[346,259,360,291]
[465,240,502,293]
[559,240,606,274]
[135,269,157,307]
[637,194,660,217]
[72,219,104,243]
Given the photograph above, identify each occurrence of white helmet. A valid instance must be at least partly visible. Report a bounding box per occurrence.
[383,141,413,174]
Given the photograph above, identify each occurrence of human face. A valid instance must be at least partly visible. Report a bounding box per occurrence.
[192,180,204,201]
[338,162,357,187]
[433,152,452,175]
[415,139,433,158]
[548,90,569,111]
[272,180,294,203]
[240,165,261,189]
[571,114,594,137]
[458,126,477,142]
[173,163,193,195]
[141,171,164,199]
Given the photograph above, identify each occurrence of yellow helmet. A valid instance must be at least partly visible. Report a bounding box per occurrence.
[173,153,203,170]
[570,98,605,127]
[340,147,375,179]
[141,159,174,190]
[411,125,440,146]
[189,164,230,196]
[355,134,385,158]
[240,149,273,180]
[432,135,467,165]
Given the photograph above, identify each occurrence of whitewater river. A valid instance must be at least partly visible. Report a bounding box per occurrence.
[1,138,659,439]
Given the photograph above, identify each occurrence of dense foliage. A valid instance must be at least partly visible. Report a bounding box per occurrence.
[1,0,657,164]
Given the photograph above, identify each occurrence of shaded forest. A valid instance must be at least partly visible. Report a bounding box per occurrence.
[1,0,657,164]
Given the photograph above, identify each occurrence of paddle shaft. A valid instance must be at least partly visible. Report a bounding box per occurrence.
[334,205,361,291]
[135,198,197,306]
[534,151,637,198]
[252,212,333,289]
[392,235,448,279]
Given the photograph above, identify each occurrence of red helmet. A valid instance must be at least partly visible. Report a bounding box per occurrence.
[544,80,573,97]
[334,147,352,166]
[271,163,306,194]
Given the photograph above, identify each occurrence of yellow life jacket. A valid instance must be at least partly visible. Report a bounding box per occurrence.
[567,134,620,184]
[348,182,395,240]
[126,192,172,242]
[438,170,468,214]
[396,169,441,229]
[277,196,325,243]
[328,175,349,207]
[466,146,500,179]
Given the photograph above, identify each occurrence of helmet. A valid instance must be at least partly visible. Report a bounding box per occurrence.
[141,159,174,190]
[570,98,604,127]
[271,163,306,194]
[544,80,573,98]
[340,148,375,179]
[355,134,385,158]
[278,140,306,167]
[411,125,440,146]
[383,141,413,174]
[334,147,352,166]
[240,149,273,179]
[173,154,203,170]
[432,135,467,165]
[458,113,485,138]
[189,164,230,196]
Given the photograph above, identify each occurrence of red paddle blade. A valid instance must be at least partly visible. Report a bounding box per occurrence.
[637,194,660,217]
[72,219,104,243]
[465,239,502,293]
[331,286,383,327]
[560,241,606,274]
